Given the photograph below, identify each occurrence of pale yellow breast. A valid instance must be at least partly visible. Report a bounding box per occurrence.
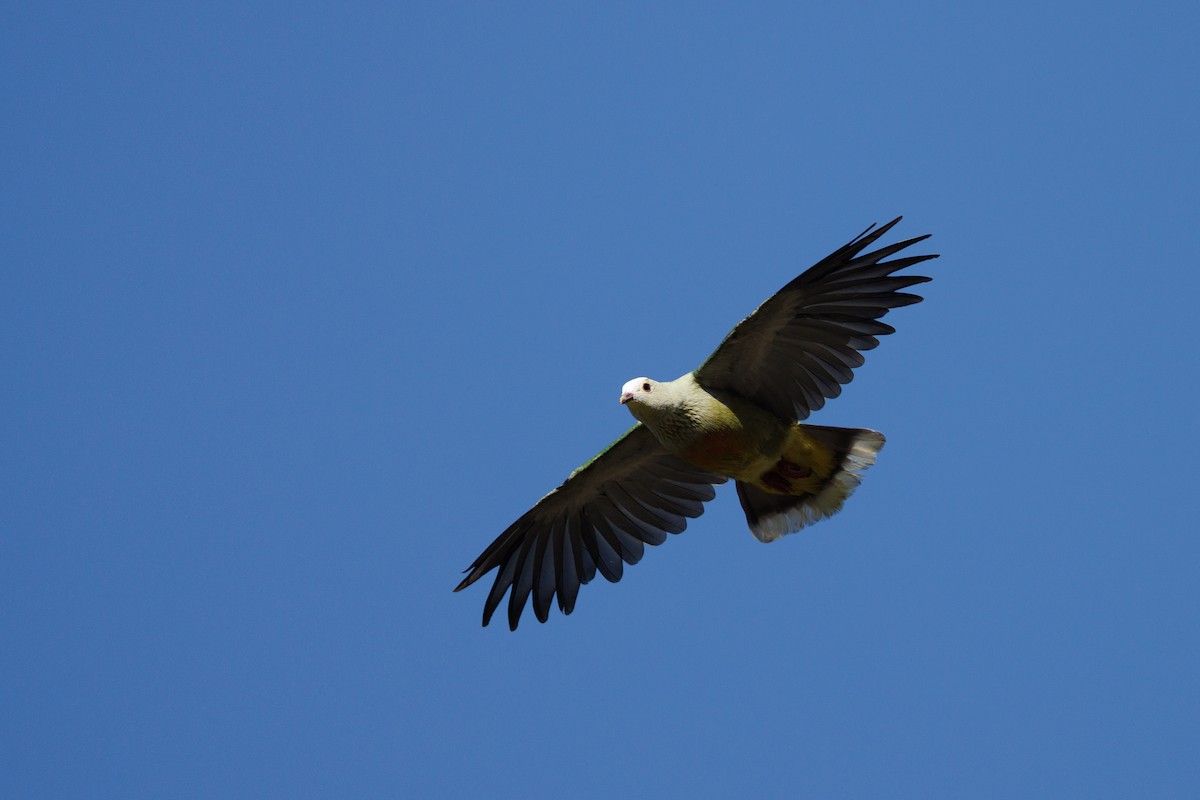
[638,374,790,480]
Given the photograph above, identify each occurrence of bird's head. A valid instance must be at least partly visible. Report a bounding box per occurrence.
[619,375,691,427]
[619,377,656,405]
[619,377,668,424]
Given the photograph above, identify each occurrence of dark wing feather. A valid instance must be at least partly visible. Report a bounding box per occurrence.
[455,424,726,630]
[694,217,938,421]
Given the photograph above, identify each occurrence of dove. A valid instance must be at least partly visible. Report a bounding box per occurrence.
[456,217,937,629]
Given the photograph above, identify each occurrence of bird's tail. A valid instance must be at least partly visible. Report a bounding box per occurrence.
[735,425,885,543]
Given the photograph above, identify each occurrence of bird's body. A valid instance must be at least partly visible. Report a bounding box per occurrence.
[621,372,887,541]
[621,373,786,480]
[456,218,937,629]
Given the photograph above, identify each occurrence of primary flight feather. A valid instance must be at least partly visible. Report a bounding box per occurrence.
[456,217,937,629]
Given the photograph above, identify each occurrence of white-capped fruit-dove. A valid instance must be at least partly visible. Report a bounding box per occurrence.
[456,218,937,629]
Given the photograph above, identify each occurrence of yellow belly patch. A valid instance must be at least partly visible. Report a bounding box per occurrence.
[752,427,838,494]
[784,429,836,476]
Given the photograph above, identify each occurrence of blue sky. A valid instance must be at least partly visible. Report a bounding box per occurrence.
[4,2,1198,797]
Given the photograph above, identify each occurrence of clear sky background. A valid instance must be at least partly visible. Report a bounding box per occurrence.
[4,2,1198,797]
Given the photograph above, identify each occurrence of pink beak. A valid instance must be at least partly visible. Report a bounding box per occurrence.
[619,392,634,404]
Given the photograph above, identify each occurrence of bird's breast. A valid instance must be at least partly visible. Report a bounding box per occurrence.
[678,430,757,475]
[638,380,788,479]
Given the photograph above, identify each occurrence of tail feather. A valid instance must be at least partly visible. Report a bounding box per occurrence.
[737,426,885,543]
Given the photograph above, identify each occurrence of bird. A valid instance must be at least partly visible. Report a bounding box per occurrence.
[456,217,937,629]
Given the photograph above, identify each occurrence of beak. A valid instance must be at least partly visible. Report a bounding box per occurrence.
[619,392,633,404]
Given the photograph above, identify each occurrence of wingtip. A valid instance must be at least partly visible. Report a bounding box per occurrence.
[453,569,479,593]
[849,215,905,248]
[876,215,904,234]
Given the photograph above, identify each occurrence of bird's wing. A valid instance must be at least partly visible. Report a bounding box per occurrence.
[694,217,937,421]
[455,424,727,629]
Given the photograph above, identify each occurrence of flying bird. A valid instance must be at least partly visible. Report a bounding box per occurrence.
[456,217,937,629]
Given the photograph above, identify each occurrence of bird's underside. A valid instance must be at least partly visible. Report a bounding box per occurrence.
[456,217,937,629]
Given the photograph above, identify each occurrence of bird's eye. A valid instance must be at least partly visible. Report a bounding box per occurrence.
[642,382,651,392]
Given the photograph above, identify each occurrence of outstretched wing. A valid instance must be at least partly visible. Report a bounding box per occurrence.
[694,217,937,421]
[455,424,727,630]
